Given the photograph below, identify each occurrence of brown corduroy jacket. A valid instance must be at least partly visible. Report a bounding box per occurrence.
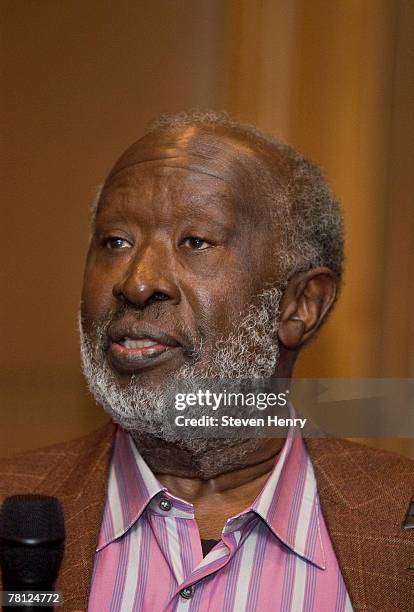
[1,422,413,611]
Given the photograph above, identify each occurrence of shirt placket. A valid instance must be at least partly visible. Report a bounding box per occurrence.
[159,506,255,611]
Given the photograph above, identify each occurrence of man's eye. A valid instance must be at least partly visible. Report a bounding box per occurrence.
[182,237,211,250]
[104,237,132,249]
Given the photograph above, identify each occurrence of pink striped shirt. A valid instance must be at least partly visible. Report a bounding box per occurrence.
[88,426,353,611]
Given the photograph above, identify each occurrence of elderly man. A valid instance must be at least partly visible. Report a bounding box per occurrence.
[1,112,413,611]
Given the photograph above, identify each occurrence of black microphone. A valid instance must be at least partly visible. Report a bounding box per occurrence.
[0,495,65,609]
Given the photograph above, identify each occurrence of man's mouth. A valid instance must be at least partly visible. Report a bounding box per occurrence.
[114,337,172,358]
[107,324,183,372]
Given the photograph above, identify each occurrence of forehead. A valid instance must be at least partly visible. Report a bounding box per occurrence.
[97,128,274,222]
[107,126,261,181]
[98,164,241,228]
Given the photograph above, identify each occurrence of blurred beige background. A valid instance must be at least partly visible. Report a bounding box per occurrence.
[1,0,413,457]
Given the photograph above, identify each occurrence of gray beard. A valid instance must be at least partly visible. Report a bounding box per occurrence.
[79,288,282,477]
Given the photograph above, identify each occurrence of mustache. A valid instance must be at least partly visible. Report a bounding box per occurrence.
[83,303,203,359]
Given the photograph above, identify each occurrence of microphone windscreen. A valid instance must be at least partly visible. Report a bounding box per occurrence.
[0,495,64,543]
[0,495,65,587]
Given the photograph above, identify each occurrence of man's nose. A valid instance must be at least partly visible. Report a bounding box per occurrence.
[112,244,180,308]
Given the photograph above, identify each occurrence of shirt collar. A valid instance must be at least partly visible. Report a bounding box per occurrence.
[251,430,326,570]
[96,426,165,551]
[220,405,326,569]
[99,421,326,570]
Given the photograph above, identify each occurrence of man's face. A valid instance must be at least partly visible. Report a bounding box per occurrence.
[81,129,282,389]
[79,128,287,463]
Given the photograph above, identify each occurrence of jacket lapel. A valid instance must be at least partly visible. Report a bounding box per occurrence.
[36,422,116,611]
[306,437,414,610]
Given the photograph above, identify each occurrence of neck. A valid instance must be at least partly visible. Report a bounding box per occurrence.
[132,435,286,539]
[157,441,284,503]
[131,432,285,482]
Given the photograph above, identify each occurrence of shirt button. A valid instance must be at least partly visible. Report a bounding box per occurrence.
[159,497,172,512]
[179,586,194,599]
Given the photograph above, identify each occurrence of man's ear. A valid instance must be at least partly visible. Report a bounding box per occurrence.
[278,267,337,349]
